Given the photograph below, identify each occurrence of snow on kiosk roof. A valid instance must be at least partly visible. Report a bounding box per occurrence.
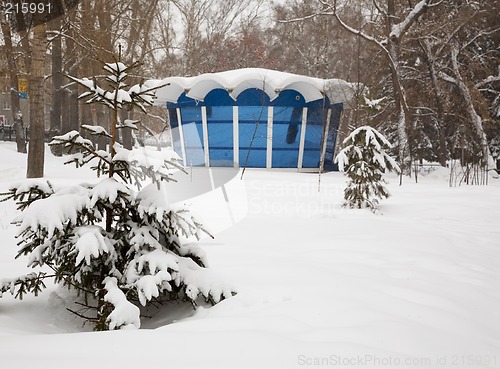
[153,68,355,104]
[153,68,356,171]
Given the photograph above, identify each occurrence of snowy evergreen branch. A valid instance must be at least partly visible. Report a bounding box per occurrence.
[0,180,55,211]
[64,61,169,114]
[81,124,112,138]
[117,119,140,130]
[49,130,113,175]
[112,143,185,189]
[0,272,49,300]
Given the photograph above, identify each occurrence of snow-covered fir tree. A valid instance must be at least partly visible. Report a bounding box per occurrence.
[0,57,236,330]
[335,126,400,212]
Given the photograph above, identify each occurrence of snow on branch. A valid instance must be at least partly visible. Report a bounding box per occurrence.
[51,130,94,149]
[0,179,55,211]
[104,277,141,330]
[475,75,500,89]
[0,272,48,300]
[73,226,115,266]
[112,144,183,188]
[104,61,128,76]
[333,12,385,48]
[438,71,458,85]
[65,68,169,113]
[89,178,131,208]
[363,96,387,111]
[125,249,178,305]
[16,185,91,239]
[81,124,112,138]
[389,0,431,41]
[117,119,140,130]
[49,131,112,175]
[175,257,237,306]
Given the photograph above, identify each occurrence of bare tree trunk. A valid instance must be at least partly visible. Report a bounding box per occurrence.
[330,0,435,181]
[62,9,80,134]
[27,22,47,178]
[81,101,94,145]
[0,17,27,154]
[419,39,447,167]
[96,0,114,61]
[61,87,70,134]
[449,45,492,166]
[49,17,63,156]
[120,108,133,150]
[68,61,79,133]
[14,5,31,71]
[386,0,412,173]
[0,17,27,153]
[49,22,62,134]
[97,106,108,151]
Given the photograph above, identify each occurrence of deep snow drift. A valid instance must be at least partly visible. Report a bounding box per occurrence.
[0,142,499,369]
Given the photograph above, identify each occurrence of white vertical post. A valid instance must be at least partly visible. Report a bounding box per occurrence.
[297,107,308,171]
[201,106,209,167]
[319,108,332,174]
[233,106,239,168]
[165,109,174,148]
[176,108,187,167]
[266,107,273,169]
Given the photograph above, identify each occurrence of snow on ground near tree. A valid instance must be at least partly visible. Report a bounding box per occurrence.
[0,141,499,368]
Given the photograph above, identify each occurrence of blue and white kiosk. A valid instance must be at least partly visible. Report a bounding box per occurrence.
[154,68,355,171]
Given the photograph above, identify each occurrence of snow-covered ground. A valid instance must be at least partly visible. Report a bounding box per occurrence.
[1,141,499,369]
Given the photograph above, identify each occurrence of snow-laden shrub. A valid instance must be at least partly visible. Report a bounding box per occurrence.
[0,58,236,330]
[335,126,400,211]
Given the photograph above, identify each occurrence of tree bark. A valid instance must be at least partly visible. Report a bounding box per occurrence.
[63,9,79,134]
[120,108,133,150]
[0,17,27,153]
[96,0,114,61]
[13,2,31,71]
[69,80,79,132]
[97,105,108,151]
[27,22,47,178]
[49,17,63,155]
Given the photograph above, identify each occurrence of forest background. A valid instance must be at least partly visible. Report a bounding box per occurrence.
[0,0,498,178]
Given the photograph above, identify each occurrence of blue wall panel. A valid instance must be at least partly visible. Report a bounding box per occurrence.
[166,88,342,170]
[180,107,204,166]
[207,106,234,167]
[272,106,302,168]
[238,106,268,168]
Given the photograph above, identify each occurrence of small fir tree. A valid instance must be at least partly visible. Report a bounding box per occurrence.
[335,126,400,212]
[0,56,236,330]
